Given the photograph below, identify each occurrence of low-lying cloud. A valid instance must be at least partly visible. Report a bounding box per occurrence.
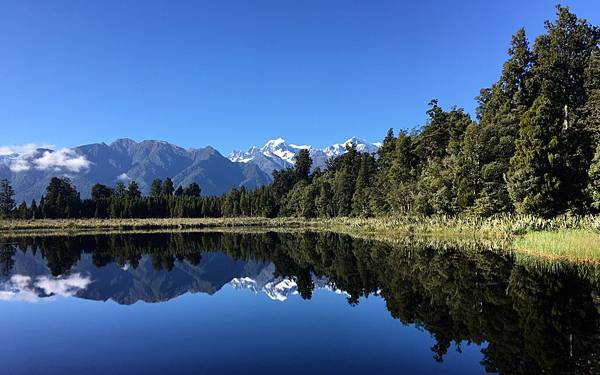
[0,273,92,303]
[2,145,91,173]
[32,149,91,172]
[117,173,132,181]
[0,143,52,156]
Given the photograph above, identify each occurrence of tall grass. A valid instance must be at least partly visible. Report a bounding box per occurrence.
[2,214,600,264]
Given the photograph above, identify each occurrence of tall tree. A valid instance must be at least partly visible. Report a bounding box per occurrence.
[184,182,201,197]
[91,184,113,201]
[0,179,15,219]
[41,177,81,218]
[475,28,533,213]
[295,149,312,182]
[507,96,563,216]
[150,179,163,197]
[587,144,600,209]
[127,181,142,199]
[162,178,174,196]
[352,155,374,216]
[529,5,600,111]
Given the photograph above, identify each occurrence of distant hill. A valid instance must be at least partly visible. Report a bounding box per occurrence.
[0,138,271,203]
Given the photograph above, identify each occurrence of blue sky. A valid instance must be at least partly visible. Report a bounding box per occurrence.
[1,1,599,153]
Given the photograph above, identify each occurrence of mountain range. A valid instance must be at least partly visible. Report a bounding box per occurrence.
[229,137,380,175]
[0,137,380,203]
[1,250,341,304]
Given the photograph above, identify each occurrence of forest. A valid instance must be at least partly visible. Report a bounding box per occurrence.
[0,6,599,221]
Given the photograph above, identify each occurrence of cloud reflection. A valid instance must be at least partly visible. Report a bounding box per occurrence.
[0,273,92,303]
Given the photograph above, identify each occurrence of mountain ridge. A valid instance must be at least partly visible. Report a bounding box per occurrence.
[0,138,271,203]
[229,137,380,175]
[0,137,379,203]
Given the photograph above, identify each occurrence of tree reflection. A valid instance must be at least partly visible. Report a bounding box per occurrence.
[3,231,600,374]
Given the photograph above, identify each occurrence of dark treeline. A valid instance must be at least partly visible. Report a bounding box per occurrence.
[0,6,599,220]
[3,231,600,373]
[0,176,224,219]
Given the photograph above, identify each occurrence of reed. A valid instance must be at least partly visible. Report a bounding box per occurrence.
[2,214,600,264]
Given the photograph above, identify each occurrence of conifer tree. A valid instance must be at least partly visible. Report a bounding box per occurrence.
[295,149,312,182]
[316,181,334,218]
[474,29,533,213]
[0,179,15,219]
[127,181,142,199]
[150,179,163,197]
[507,96,562,216]
[588,144,600,210]
[183,182,201,197]
[162,178,174,196]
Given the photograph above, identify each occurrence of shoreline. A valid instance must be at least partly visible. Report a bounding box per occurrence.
[1,216,600,265]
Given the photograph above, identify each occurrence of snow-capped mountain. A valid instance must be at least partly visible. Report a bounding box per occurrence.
[0,139,271,203]
[229,137,380,175]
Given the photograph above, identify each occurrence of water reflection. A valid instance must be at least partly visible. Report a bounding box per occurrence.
[1,231,600,373]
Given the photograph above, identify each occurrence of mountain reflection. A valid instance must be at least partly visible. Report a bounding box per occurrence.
[1,231,600,373]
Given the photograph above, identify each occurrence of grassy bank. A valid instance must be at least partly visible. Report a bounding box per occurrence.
[1,215,600,264]
[0,217,312,232]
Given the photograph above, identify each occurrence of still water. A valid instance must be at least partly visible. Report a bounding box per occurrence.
[0,231,599,374]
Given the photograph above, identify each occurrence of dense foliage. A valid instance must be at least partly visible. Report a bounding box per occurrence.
[3,6,600,220]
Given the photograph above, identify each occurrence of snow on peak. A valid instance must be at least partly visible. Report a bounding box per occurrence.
[263,138,286,148]
[228,136,380,174]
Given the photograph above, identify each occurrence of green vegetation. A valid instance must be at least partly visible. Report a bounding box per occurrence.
[0,6,599,263]
[514,230,600,263]
[1,214,600,264]
[2,6,598,222]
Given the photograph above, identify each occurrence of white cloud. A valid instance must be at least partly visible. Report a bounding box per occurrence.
[33,148,90,172]
[2,146,91,173]
[35,273,92,296]
[0,273,92,303]
[0,143,52,156]
[8,158,31,172]
[117,173,131,181]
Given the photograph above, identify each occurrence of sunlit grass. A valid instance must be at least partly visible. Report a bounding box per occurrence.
[3,215,600,265]
[0,217,313,234]
[513,230,600,264]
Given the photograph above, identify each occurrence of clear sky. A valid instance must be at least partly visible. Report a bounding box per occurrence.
[1,1,599,153]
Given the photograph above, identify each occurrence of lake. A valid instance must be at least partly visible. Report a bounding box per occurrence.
[0,231,599,374]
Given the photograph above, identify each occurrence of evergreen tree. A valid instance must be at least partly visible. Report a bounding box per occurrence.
[507,96,563,216]
[529,5,600,111]
[183,182,201,197]
[150,179,163,197]
[333,168,354,216]
[414,159,454,215]
[0,179,15,218]
[475,28,533,213]
[91,184,113,201]
[300,184,318,218]
[127,181,142,199]
[30,200,38,219]
[16,201,29,219]
[453,123,483,213]
[162,178,174,196]
[295,149,312,182]
[352,155,373,216]
[316,180,335,218]
[588,144,600,209]
[41,177,81,218]
[114,182,127,198]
